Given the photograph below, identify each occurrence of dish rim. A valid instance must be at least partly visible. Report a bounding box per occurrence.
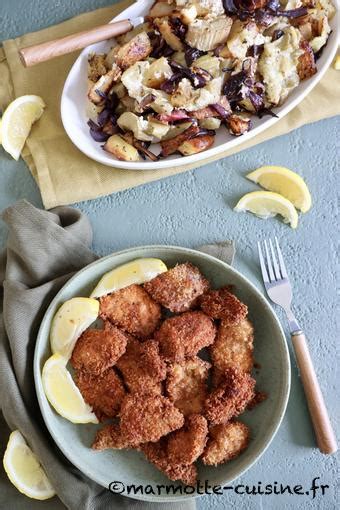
[33,244,291,502]
[60,0,340,170]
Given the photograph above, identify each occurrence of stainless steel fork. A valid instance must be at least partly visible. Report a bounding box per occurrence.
[258,238,337,455]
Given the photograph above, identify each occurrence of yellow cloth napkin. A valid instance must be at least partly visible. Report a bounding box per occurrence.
[1,0,339,209]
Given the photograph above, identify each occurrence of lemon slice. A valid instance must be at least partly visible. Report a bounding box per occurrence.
[90,258,167,298]
[1,95,45,160]
[234,191,298,229]
[3,430,55,500]
[50,297,99,359]
[246,165,312,213]
[42,353,98,424]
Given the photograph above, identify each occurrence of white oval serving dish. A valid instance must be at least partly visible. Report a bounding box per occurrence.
[61,0,339,170]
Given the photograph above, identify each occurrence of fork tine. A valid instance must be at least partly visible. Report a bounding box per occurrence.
[275,237,288,278]
[257,242,269,283]
[269,239,281,280]
[264,239,275,281]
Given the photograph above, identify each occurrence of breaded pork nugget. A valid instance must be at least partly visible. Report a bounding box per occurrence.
[92,423,132,450]
[167,414,208,465]
[119,392,184,445]
[205,367,255,424]
[155,311,216,361]
[100,284,161,338]
[199,287,248,323]
[70,321,128,375]
[144,262,210,313]
[211,318,254,380]
[140,440,198,485]
[201,421,250,466]
[166,357,211,415]
[75,368,126,421]
[116,337,166,394]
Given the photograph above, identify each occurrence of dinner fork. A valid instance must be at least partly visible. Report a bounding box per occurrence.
[258,239,337,455]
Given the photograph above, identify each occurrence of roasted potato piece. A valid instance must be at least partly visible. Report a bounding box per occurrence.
[178,135,214,155]
[115,23,149,46]
[154,17,184,51]
[160,125,201,156]
[114,32,152,70]
[88,66,121,104]
[227,114,251,136]
[161,121,193,141]
[149,1,175,18]
[297,40,317,80]
[146,119,170,140]
[88,53,107,82]
[143,57,173,88]
[199,118,221,130]
[103,135,140,161]
[117,112,153,142]
[194,55,221,78]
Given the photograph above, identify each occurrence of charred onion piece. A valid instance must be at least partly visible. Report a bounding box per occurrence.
[122,132,159,161]
[156,110,194,124]
[160,125,201,156]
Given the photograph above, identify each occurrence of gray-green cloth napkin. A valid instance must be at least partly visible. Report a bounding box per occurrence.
[0,200,234,510]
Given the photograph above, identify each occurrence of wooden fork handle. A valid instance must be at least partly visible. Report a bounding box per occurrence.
[292,331,337,454]
[19,19,132,67]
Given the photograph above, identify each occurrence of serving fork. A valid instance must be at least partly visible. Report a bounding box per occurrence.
[258,239,337,455]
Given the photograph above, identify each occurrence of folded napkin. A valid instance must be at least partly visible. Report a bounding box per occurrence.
[0,200,234,510]
[0,0,339,209]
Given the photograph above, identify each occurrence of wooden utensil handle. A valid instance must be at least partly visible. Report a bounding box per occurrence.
[292,331,337,454]
[19,19,132,67]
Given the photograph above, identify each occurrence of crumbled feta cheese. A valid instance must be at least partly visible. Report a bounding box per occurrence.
[258,27,303,106]
[121,61,174,114]
[171,77,223,111]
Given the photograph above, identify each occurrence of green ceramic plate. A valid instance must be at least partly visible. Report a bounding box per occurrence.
[34,245,290,503]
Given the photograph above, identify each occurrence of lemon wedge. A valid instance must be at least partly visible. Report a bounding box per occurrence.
[3,430,55,500]
[42,353,98,424]
[90,258,167,298]
[1,95,45,160]
[246,165,312,213]
[234,191,298,229]
[50,297,99,359]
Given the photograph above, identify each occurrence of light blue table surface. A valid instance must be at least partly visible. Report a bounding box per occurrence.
[1,1,339,509]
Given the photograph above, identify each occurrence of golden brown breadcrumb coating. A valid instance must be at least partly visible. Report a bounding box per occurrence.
[70,321,128,375]
[205,367,256,424]
[99,284,161,338]
[155,311,216,361]
[167,414,208,465]
[116,337,166,394]
[199,287,248,323]
[201,421,250,466]
[119,392,184,445]
[75,368,126,421]
[166,357,211,416]
[210,318,254,381]
[92,423,132,450]
[140,439,198,485]
[144,262,210,313]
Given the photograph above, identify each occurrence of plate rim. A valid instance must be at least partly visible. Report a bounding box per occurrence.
[33,244,291,502]
[60,0,340,170]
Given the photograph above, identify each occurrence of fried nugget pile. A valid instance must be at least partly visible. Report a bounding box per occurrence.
[70,262,263,484]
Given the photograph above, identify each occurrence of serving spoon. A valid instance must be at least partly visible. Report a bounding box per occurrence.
[19,16,144,67]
